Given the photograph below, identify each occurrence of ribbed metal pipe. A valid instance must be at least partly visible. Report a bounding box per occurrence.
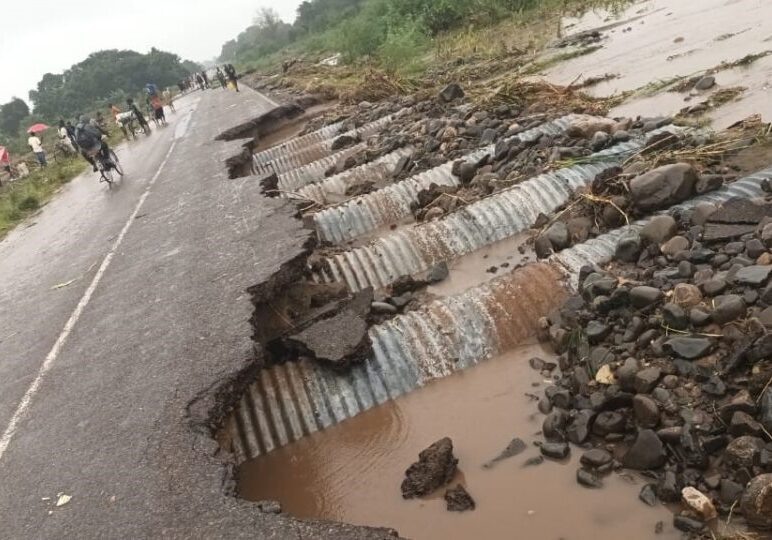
[228,262,565,461]
[291,147,416,203]
[552,168,772,287]
[313,115,582,244]
[252,114,397,176]
[252,122,344,167]
[321,138,652,292]
[275,143,368,193]
[227,165,772,461]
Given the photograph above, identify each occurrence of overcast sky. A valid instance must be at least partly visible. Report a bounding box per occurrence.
[0,0,302,105]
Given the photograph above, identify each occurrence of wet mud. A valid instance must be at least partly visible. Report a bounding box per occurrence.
[548,0,772,128]
[237,343,680,540]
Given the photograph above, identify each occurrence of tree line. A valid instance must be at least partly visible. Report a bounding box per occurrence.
[0,48,199,155]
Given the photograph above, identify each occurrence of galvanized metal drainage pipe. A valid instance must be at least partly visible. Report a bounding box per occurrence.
[313,115,582,244]
[226,166,770,462]
[252,121,344,168]
[252,114,398,176]
[552,167,771,287]
[227,262,565,461]
[290,146,416,202]
[319,130,683,292]
[274,143,369,194]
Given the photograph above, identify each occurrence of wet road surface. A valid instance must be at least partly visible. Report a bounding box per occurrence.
[0,88,395,539]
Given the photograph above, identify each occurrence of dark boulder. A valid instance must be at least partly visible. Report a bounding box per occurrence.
[401,437,459,498]
[622,429,666,470]
[629,163,698,211]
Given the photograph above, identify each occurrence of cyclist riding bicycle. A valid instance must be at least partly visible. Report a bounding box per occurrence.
[75,115,112,172]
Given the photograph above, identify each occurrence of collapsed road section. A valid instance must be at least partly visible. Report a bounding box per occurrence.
[211,75,772,539]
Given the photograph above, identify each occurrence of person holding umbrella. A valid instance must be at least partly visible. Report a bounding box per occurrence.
[27,123,49,167]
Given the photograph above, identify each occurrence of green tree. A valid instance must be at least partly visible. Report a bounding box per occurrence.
[29,49,200,120]
[219,8,293,63]
[0,98,31,136]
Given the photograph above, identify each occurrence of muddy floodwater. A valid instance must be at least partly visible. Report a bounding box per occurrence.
[547,0,772,128]
[238,343,680,540]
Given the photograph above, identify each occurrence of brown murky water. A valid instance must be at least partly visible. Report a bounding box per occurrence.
[238,343,680,540]
[547,0,772,128]
[428,232,534,297]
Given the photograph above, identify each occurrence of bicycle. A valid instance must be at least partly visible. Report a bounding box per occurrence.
[52,140,77,163]
[86,145,124,186]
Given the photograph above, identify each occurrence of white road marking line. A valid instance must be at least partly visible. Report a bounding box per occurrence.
[0,140,179,461]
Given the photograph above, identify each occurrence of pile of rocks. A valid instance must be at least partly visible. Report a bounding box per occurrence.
[531,125,753,260]
[409,114,663,222]
[537,193,772,533]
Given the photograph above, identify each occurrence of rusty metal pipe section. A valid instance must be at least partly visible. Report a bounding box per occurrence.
[291,146,416,204]
[312,115,582,244]
[226,166,771,462]
[252,113,398,176]
[227,262,566,461]
[319,136,663,292]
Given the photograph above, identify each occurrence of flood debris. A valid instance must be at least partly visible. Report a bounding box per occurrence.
[401,438,459,499]
[532,118,771,259]
[483,437,527,469]
[444,485,476,512]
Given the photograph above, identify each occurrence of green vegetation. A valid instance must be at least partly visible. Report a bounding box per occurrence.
[0,47,198,154]
[220,0,630,77]
[30,48,198,120]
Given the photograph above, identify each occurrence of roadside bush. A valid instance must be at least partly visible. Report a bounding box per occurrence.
[378,20,430,74]
[17,195,39,211]
[335,1,389,60]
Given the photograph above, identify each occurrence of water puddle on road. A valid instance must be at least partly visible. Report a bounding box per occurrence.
[237,342,679,540]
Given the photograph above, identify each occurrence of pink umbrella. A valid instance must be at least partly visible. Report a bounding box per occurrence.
[26,123,50,134]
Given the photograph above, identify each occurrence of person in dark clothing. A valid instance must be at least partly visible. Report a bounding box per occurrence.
[224,64,239,92]
[215,67,227,89]
[126,98,151,134]
[200,71,210,89]
[195,73,205,91]
[64,121,78,149]
[75,115,110,172]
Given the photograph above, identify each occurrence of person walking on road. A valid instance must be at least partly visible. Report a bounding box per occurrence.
[27,133,47,167]
[224,64,239,92]
[215,67,227,89]
[162,88,176,113]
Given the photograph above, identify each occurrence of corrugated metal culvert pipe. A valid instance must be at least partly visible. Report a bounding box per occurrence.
[312,114,583,244]
[225,166,772,462]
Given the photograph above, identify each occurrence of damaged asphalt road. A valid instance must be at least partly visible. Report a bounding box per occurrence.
[0,89,397,539]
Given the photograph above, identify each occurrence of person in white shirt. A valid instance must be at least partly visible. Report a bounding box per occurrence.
[27,134,47,167]
[57,120,76,153]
